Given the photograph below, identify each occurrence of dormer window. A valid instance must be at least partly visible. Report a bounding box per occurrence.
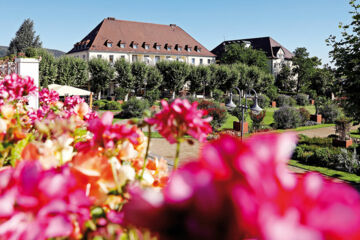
[105,40,113,48]
[145,45,149,50]
[195,46,201,52]
[156,45,161,50]
[187,47,191,52]
[143,42,150,50]
[132,41,139,49]
[165,44,172,51]
[176,44,183,51]
[120,43,125,48]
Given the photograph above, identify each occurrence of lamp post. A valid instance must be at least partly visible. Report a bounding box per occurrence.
[226,88,263,139]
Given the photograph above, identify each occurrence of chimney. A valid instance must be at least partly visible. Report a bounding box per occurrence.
[107,17,115,20]
[170,24,176,27]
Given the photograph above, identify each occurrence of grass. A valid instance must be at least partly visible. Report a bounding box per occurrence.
[350,130,360,139]
[289,159,360,183]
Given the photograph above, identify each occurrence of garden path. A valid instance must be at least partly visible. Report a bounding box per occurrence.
[294,124,359,138]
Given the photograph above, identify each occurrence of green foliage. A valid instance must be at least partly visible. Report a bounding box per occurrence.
[120,97,149,118]
[212,89,225,103]
[93,100,106,109]
[114,87,127,100]
[104,101,122,110]
[25,47,37,58]
[131,62,148,90]
[265,85,279,101]
[327,0,360,121]
[299,107,311,125]
[156,61,190,97]
[231,107,247,122]
[257,94,270,108]
[143,89,161,106]
[277,95,296,107]
[187,65,210,94]
[221,43,269,72]
[88,58,115,99]
[274,106,301,129]
[35,48,58,87]
[335,116,352,140]
[309,67,336,98]
[198,100,227,130]
[8,18,42,54]
[275,64,296,92]
[114,58,134,92]
[318,103,342,123]
[56,56,88,87]
[213,65,239,92]
[250,110,266,132]
[146,66,163,90]
[295,93,309,106]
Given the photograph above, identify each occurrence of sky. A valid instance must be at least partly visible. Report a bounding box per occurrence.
[0,0,353,65]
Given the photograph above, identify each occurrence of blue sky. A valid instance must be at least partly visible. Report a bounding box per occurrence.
[0,0,353,64]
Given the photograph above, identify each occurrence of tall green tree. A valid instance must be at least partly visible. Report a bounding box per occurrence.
[8,18,42,54]
[114,59,134,100]
[56,56,88,87]
[221,43,269,72]
[327,0,360,120]
[34,48,57,87]
[88,58,114,99]
[156,61,190,99]
[275,64,296,92]
[292,47,321,92]
[146,66,163,90]
[187,65,211,95]
[309,67,336,98]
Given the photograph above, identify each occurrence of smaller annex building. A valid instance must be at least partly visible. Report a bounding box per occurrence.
[211,37,294,77]
[67,17,216,66]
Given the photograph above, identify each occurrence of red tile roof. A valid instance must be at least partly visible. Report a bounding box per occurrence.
[68,18,215,57]
[212,37,294,60]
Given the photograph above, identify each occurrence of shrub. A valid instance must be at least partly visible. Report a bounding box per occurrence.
[295,93,309,106]
[212,89,225,103]
[265,85,278,101]
[231,107,247,122]
[273,106,301,129]
[277,95,295,107]
[104,100,122,110]
[93,100,106,109]
[335,117,352,140]
[318,104,342,123]
[198,100,227,130]
[299,107,310,125]
[143,89,161,106]
[257,94,270,108]
[120,97,149,118]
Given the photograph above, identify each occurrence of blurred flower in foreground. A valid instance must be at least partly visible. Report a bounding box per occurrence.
[123,133,360,240]
[0,161,91,240]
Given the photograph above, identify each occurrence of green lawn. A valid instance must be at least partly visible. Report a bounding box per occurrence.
[289,159,360,183]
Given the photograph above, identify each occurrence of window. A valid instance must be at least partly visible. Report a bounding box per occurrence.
[145,45,150,50]
[200,59,203,65]
[167,46,171,51]
[155,56,160,63]
[208,59,211,64]
[121,56,125,59]
[120,43,126,48]
[109,55,114,63]
[192,58,195,64]
[166,56,171,59]
[144,55,150,64]
[178,47,182,51]
[107,42,112,48]
[156,45,161,50]
[133,44,138,49]
[132,55,138,62]
[188,47,192,52]
[97,54,102,59]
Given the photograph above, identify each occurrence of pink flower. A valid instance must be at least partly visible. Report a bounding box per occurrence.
[0,74,37,103]
[39,88,59,105]
[123,133,360,240]
[64,95,85,110]
[76,111,139,152]
[0,161,91,240]
[145,99,212,144]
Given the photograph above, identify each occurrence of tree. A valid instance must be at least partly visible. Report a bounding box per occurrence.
[114,59,134,100]
[146,66,163,90]
[131,62,148,91]
[275,64,296,92]
[156,61,190,99]
[327,0,360,120]
[292,47,321,93]
[8,18,42,54]
[187,65,210,96]
[88,58,114,99]
[309,67,336,98]
[34,48,57,87]
[56,56,88,87]
[221,43,269,72]
[211,65,239,93]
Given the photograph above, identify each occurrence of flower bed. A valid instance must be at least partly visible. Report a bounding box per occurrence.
[1,74,360,239]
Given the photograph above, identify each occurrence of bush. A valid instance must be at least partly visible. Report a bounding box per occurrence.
[257,94,270,108]
[212,89,225,103]
[273,106,301,129]
[93,100,106,109]
[295,93,309,106]
[198,100,227,130]
[265,85,278,101]
[318,104,342,123]
[143,89,161,106]
[120,98,149,118]
[299,107,310,125]
[277,95,296,107]
[104,100,122,110]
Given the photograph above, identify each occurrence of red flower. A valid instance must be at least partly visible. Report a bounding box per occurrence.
[39,88,59,105]
[145,99,212,144]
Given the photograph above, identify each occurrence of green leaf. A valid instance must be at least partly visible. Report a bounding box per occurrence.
[10,133,32,166]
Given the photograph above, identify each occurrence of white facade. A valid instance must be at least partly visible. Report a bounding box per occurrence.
[268,48,294,77]
[67,50,215,66]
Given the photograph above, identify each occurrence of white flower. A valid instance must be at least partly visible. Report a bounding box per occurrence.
[0,119,7,133]
[118,164,136,186]
[141,170,155,186]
